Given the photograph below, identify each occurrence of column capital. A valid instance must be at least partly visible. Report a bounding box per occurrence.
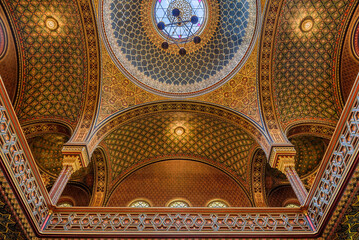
[269,145,296,173]
[62,144,90,172]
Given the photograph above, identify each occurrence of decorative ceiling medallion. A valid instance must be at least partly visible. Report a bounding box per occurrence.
[174,126,185,135]
[100,0,259,98]
[353,18,359,59]
[142,0,218,55]
[45,17,59,31]
[0,18,8,59]
[299,16,314,32]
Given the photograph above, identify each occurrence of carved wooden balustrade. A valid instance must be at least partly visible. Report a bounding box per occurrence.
[306,74,359,230]
[0,74,358,238]
[0,80,51,232]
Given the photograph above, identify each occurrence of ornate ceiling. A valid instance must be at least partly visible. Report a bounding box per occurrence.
[99,0,259,97]
[100,111,258,189]
[0,0,358,237]
[289,135,327,177]
[2,0,91,129]
[271,0,356,131]
[106,160,253,207]
[1,0,356,135]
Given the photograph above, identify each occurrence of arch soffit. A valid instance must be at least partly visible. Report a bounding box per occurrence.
[0,5,22,106]
[66,0,101,143]
[21,121,73,139]
[285,122,335,140]
[89,147,108,207]
[259,0,357,136]
[258,0,290,144]
[87,101,272,157]
[250,148,267,207]
[1,0,101,138]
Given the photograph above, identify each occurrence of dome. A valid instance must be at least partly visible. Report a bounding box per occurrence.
[99,0,260,97]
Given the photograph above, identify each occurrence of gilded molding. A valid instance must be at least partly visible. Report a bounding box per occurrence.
[89,101,272,157]
[62,145,90,169]
[268,145,296,172]
[276,155,295,174]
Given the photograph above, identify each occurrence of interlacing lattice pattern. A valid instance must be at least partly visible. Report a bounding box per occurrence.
[47,212,310,232]
[90,149,107,207]
[130,201,151,208]
[308,95,359,228]
[104,112,256,183]
[207,201,228,208]
[168,201,189,208]
[0,104,49,227]
[252,149,266,207]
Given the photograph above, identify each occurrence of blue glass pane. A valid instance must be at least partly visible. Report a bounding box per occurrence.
[154,0,206,39]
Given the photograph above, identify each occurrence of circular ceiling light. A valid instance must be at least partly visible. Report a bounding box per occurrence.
[174,126,185,135]
[100,0,260,97]
[300,17,314,32]
[45,17,59,31]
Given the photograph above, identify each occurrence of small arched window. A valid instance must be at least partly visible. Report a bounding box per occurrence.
[168,200,190,208]
[207,200,229,208]
[57,201,73,207]
[283,198,300,208]
[285,203,300,208]
[129,200,151,208]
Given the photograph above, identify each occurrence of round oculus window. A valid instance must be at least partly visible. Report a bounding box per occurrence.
[154,0,207,41]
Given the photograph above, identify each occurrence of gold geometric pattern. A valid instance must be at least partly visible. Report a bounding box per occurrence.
[4,0,88,128]
[97,41,164,123]
[272,0,353,130]
[102,112,257,186]
[97,40,261,126]
[290,135,327,177]
[27,133,69,177]
[334,194,359,240]
[195,43,260,123]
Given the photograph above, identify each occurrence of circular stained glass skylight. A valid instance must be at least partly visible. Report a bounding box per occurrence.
[154,0,206,40]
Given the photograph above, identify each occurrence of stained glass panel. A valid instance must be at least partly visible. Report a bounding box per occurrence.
[129,200,151,207]
[168,200,190,207]
[154,0,206,39]
[207,200,228,208]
